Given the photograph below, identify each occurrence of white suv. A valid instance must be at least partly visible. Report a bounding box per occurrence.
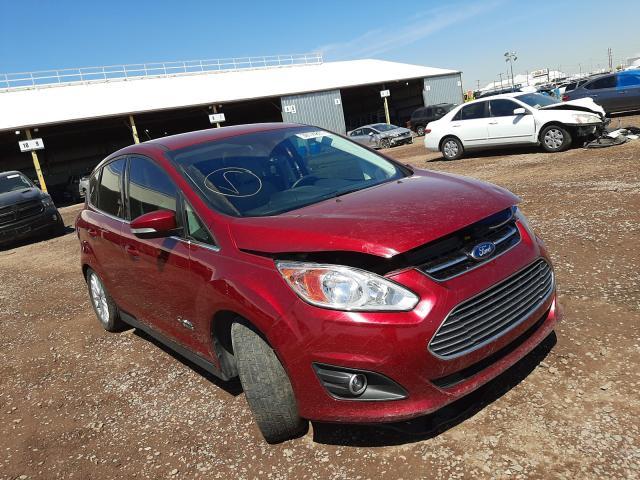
[424,92,605,160]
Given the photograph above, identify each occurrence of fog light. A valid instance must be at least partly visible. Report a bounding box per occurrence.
[348,374,367,396]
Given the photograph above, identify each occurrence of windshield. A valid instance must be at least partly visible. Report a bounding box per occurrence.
[371,123,397,132]
[515,93,560,108]
[169,126,410,217]
[0,173,33,194]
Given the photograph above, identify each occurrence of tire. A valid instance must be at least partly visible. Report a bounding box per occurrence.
[540,125,572,152]
[51,213,66,237]
[86,268,125,332]
[231,321,308,443]
[441,136,464,160]
[416,125,426,136]
[379,138,391,149]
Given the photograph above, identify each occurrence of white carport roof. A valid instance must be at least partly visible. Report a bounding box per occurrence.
[0,59,458,132]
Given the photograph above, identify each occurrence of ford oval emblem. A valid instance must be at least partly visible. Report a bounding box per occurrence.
[470,241,496,261]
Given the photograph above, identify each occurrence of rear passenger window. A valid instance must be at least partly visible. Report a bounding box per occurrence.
[96,158,126,218]
[89,172,99,207]
[585,76,616,90]
[459,102,487,120]
[128,156,177,220]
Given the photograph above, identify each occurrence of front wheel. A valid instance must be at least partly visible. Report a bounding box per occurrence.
[416,125,426,136]
[231,321,308,443]
[379,138,391,149]
[540,125,572,152]
[441,137,464,160]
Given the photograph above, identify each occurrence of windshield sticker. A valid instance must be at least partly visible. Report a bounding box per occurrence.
[7,174,19,178]
[295,131,328,140]
[204,167,262,198]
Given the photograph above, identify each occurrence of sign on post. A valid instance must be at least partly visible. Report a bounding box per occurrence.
[18,138,45,152]
[208,113,226,124]
[379,89,390,98]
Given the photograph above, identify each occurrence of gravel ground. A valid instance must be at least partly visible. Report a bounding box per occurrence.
[1,116,639,479]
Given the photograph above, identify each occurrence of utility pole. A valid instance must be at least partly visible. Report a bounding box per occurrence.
[498,72,503,90]
[504,51,517,92]
[24,129,48,193]
[476,79,480,91]
[607,47,613,71]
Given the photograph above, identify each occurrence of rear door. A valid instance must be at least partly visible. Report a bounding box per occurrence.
[487,99,536,144]
[84,158,128,298]
[616,73,640,111]
[583,75,617,112]
[450,101,489,147]
[348,128,367,145]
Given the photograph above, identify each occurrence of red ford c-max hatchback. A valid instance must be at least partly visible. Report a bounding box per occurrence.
[76,123,560,443]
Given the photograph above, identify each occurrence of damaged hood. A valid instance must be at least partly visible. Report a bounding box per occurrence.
[540,98,605,116]
[229,171,519,258]
[0,188,42,209]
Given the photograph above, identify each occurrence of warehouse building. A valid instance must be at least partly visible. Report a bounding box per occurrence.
[0,53,462,200]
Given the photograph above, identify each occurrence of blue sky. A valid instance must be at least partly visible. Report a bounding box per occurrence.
[1,0,638,89]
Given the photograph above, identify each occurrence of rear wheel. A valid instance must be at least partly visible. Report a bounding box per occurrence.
[540,125,572,152]
[231,321,308,443]
[441,137,464,160]
[379,138,391,149]
[416,125,426,136]
[86,269,125,332]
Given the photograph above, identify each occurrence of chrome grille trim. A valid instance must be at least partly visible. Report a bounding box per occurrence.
[428,259,554,359]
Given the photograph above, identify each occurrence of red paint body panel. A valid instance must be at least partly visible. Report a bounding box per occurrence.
[77,124,560,425]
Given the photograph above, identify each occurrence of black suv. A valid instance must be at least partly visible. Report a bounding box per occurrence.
[0,170,64,246]
[407,103,455,136]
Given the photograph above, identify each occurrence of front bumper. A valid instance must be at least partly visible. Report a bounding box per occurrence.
[388,134,413,146]
[0,207,61,245]
[269,223,560,423]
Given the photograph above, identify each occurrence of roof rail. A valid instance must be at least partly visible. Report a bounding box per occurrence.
[0,52,323,92]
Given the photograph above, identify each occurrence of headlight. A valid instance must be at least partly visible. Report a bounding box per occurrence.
[572,113,601,124]
[276,261,419,311]
[41,196,54,208]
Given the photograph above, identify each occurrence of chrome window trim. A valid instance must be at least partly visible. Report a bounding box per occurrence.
[428,259,554,361]
[170,236,221,253]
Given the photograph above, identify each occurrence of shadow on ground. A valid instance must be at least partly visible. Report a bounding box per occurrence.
[311,332,557,447]
[132,329,243,397]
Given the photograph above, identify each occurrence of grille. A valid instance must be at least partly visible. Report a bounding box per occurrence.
[428,259,554,359]
[0,200,43,226]
[417,207,520,281]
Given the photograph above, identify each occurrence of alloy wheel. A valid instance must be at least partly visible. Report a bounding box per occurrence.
[90,273,110,325]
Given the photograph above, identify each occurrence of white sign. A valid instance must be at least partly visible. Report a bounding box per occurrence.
[208,113,226,124]
[457,80,462,87]
[379,89,390,98]
[19,138,44,152]
[531,68,549,78]
[334,98,341,105]
[424,85,431,91]
[283,105,297,114]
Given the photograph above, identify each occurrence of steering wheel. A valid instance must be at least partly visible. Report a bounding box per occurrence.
[291,175,319,188]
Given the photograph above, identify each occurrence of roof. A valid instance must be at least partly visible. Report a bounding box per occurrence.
[0,59,458,132]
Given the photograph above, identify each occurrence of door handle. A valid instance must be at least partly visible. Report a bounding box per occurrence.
[124,244,140,258]
[452,124,461,128]
[87,228,99,238]
[488,121,498,125]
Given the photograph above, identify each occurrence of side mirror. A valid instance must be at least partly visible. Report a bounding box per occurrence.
[368,132,374,136]
[130,210,180,239]
[513,107,527,115]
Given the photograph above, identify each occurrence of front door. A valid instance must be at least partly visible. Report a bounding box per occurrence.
[118,155,194,345]
[487,99,536,144]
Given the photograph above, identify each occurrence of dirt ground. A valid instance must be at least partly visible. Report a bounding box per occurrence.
[1,116,639,480]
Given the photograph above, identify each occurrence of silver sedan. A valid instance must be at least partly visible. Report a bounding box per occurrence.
[347,123,413,149]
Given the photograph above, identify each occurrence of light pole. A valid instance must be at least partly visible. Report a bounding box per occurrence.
[504,51,517,91]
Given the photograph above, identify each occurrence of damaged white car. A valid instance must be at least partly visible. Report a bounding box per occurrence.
[424,92,605,160]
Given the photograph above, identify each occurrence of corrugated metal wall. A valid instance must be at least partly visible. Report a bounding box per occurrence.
[422,74,463,107]
[280,89,346,134]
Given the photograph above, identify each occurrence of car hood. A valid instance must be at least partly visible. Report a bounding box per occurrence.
[229,170,519,258]
[380,127,411,137]
[540,98,605,116]
[0,188,42,209]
